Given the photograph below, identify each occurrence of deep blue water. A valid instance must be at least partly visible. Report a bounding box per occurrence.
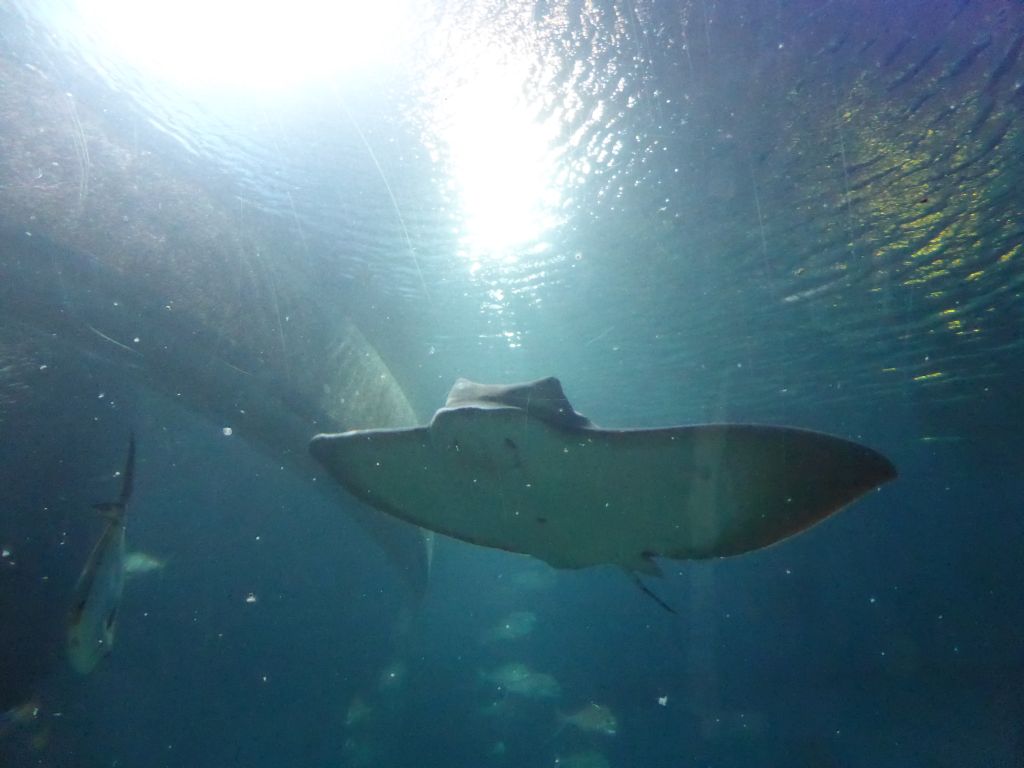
[2,0,1024,766]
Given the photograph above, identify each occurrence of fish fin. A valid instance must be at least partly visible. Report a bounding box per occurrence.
[124,551,167,578]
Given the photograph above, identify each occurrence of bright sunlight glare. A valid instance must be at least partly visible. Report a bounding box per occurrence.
[442,61,563,262]
[74,0,412,91]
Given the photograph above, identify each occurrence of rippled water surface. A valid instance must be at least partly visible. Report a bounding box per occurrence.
[27,0,1024,419]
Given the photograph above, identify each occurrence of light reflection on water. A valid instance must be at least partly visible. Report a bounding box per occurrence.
[16,0,1024,419]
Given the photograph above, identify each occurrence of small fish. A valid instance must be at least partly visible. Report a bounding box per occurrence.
[344,695,373,728]
[66,435,135,675]
[479,610,537,643]
[482,662,561,699]
[560,702,618,736]
[0,698,39,737]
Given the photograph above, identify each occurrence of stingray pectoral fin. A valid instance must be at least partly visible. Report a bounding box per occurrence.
[620,424,898,559]
[310,413,896,569]
[310,425,434,515]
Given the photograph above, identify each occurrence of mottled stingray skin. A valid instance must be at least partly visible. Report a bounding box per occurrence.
[310,377,896,572]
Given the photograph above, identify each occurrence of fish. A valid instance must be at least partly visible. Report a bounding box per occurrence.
[0,698,39,738]
[481,662,561,699]
[310,377,897,574]
[559,702,618,736]
[0,47,432,709]
[66,435,135,675]
[480,611,537,644]
[344,696,373,728]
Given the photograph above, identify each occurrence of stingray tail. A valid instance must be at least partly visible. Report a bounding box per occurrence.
[629,572,677,614]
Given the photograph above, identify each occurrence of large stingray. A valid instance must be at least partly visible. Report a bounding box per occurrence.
[310,378,896,574]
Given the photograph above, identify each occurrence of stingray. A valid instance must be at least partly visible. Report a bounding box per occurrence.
[310,377,896,577]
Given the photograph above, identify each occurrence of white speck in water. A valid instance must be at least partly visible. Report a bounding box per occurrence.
[245,593,257,604]
[1,549,10,558]
[222,427,233,436]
